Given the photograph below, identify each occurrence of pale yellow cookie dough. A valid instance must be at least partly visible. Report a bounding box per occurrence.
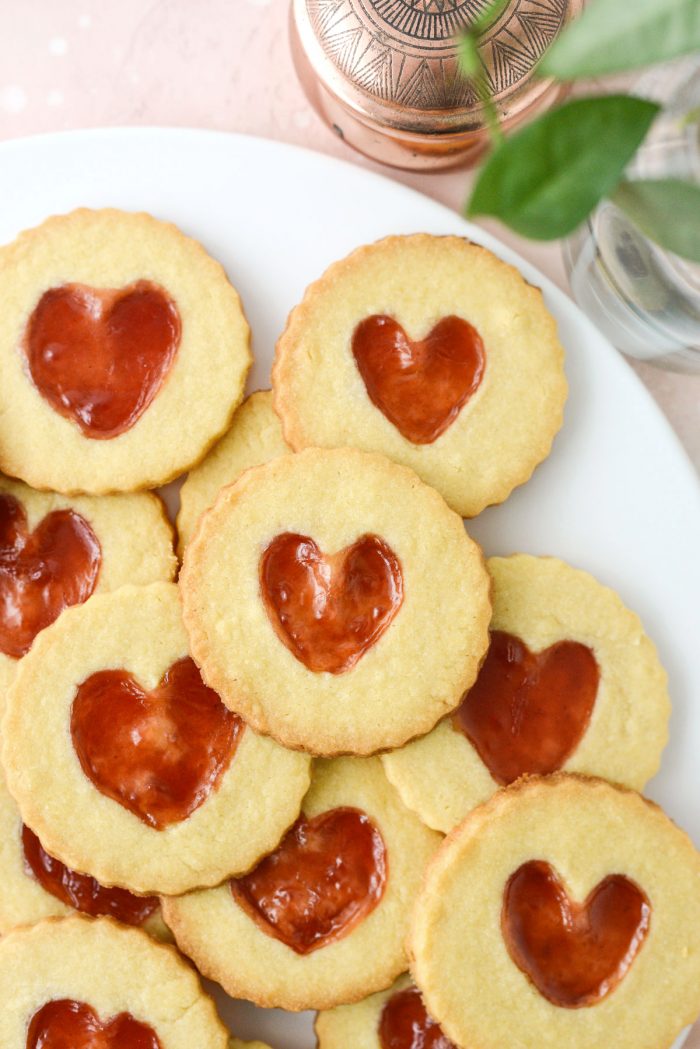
[316,973,417,1049]
[0,472,176,699]
[0,915,228,1048]
[177,390,290,555]
[181,447,491,756]
[2,582,311,895]
[0,208,251,493]
[0,735,169,941]
[383,555,670,832]
[163,757,441,1011]
[273,234,567,517]
[409,775,700,1049]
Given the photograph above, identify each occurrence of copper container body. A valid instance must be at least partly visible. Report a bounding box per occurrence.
[291,0,582,171]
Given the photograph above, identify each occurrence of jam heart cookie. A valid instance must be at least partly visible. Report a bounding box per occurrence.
[162,756,441,1011]
[181,447,491,755]
[316,973,457,1048]
[0,208,251,493]
[409,775,700,1049]
[2,582,310,895]
[0,745,169,940]
[272,235,567,517]
[383,555,670,832]
[0,915,229,1048]
[0,474,176,698]
[177,390,290,555]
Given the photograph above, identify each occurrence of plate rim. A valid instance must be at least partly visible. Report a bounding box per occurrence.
[0,123,696,494]
[0,124,696,1048]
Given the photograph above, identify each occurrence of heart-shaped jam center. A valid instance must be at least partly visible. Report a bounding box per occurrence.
[70,656,242,829]
[379,986,457,1049]
[24,281,180,439]
[230,806,387,954]
[351,314,485,445]
[0,492,101,659]
[502,860,651,1008]
[22,824,158,926]
[453,631,599,785]
[27,999,161,1049]
[260,532,403,674]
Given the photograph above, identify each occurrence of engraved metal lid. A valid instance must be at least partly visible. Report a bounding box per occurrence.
[291,0,582,169]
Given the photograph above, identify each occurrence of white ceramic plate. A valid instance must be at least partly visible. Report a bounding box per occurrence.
[0,128,697,1049]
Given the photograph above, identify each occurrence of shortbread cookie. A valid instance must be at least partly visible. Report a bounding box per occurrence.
[316,972,457,1048]
[0,915,228,1047]
[3,582,310,895]
[409,775,700,1049]
[0,473,176,700]
[0,208,251,493]
[229,1042,272,1049]
[273,235,567,517]
[0,743,169,939]
[181,447,491,755]
[163,756,441,1011]
[383,555,670,833]
[177,390,290,555]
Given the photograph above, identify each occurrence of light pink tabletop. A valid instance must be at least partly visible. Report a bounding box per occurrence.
[1,3,698,1046]
[2,0,698,472]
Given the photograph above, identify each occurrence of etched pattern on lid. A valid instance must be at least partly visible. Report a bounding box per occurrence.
[306,0,571,109]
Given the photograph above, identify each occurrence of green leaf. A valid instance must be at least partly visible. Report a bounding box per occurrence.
[611,179,700,263]
[467,95,659,240]
[458,33,480,76]
[681,105,700,129]
[471,0,511,35]
[540,0,700,79]
[458,12,505,143]
[459,0,517,77]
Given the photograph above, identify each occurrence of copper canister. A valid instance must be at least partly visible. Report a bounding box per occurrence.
[290,0,583,171]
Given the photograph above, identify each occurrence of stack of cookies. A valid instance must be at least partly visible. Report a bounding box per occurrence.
[0,210,697,1049]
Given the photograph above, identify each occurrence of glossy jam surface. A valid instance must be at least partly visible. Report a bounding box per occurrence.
[379,986,457,1049]
[0,493,101,659]
[453,631,599,785]
[231,806,387,954]
[27,999,162,1049]
[502,860,651,1008]
[70,657,242,829]
[352,314,485,444]
[25,281,180,439]
[260,532,403,674]
[22,824,158,925]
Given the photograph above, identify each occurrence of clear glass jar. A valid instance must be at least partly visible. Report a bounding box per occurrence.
[563,57,700,374]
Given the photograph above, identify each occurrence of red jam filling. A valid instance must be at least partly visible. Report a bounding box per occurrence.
[379,986,457,1049]
[453,631,599,785]
[27,999,162,1049]
[0,492,101,659]
[22,824,158,926]
[24,281,180,439]
[352,314,485,444]
[70,657,242,830]
[260,532,403,674]
[502,860,651,1008]
[230,807,387,954]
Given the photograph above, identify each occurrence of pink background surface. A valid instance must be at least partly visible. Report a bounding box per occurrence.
[0,3,698,1046]
[2,0,698,471]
